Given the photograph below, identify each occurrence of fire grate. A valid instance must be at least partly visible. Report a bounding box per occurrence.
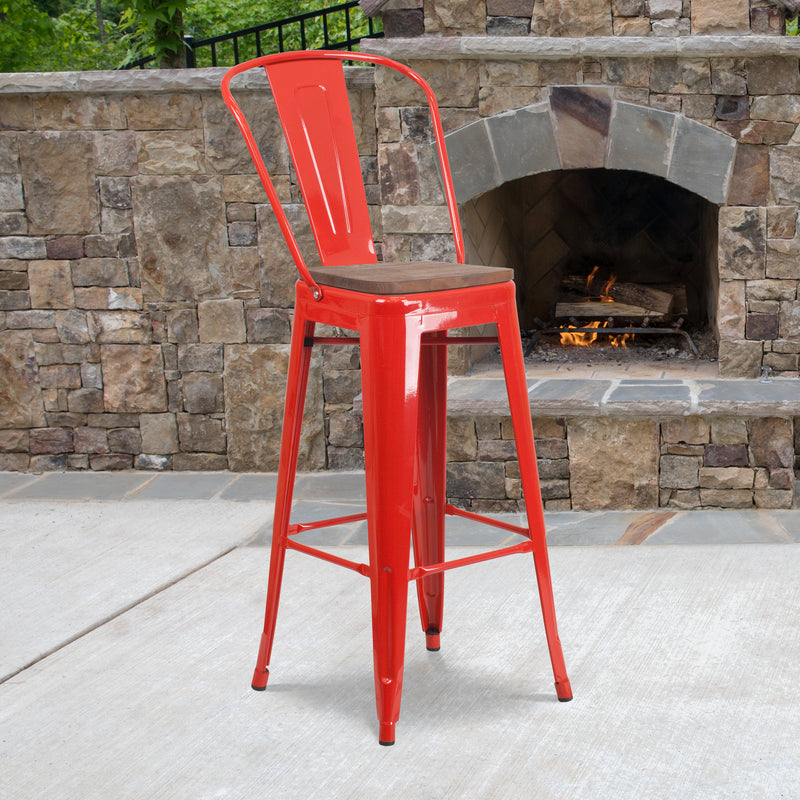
[525,320,699,357]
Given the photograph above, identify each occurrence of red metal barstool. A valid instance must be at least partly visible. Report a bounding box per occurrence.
[222,51,572,746]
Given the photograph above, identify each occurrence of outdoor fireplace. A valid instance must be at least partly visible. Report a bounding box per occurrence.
[460,166,718,362]
[432,81,744,373]
[362,6,800,380]
[357,0,800,512]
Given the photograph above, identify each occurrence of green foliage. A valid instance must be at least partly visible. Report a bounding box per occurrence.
[1,0,130,70]
[48,5,129,69]
[184,0,377,68]
[119,0,187,67]
[0,0,54,71]
[0,0,379,71]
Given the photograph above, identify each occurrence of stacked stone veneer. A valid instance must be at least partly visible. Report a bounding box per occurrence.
[0,69,377,472]
[445,413,797,512]
[376,0,784,38]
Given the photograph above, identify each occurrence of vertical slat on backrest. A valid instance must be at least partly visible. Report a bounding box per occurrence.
[265,58,377,268]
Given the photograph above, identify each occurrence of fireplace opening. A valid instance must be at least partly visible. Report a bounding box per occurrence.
[462,168,720,367]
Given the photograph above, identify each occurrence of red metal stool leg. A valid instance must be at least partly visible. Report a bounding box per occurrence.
[360,313,423,745]
[411,332,448,652]
[251,309,316,691]
[496,294,573,702]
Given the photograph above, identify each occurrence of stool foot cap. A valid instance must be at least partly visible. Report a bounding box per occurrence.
[251,668,269,691]
[555,678,573,702]
[378,722,395,745]
[425,631,441,651]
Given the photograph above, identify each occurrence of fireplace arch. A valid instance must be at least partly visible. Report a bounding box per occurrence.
[446,88,734,357]
[443,86,737,204]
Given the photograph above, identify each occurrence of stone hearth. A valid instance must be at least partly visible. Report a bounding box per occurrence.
[443,367,800,511]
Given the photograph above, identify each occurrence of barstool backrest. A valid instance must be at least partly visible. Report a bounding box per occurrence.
[221,51,466,299]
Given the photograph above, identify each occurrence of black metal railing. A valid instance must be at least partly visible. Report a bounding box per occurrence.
[122,1,383,69]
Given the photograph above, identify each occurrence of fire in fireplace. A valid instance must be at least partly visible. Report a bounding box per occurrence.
[537,263,699,355]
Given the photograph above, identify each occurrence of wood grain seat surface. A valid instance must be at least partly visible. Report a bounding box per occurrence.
[308,261,514,295]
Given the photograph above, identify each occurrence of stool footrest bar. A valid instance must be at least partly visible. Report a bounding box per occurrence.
[287,511,368,536]
[445,504,531,538]
[408,540,533,581]
[286,539,370,576]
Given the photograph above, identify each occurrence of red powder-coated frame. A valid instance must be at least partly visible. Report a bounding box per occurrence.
[222,51,572,746]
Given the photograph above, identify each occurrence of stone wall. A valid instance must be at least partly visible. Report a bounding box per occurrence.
[445,413,796,511]
[0,69,374,472]
[375,0,785,38]
[4,14,800,513]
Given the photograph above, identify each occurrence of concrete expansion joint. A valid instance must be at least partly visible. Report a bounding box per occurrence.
[599,379,621,414]
[687,380,700,416]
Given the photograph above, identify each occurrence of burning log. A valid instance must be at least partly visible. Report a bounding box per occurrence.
[606,283,674,315]
[554,301,665,320]
[559,272,684,319]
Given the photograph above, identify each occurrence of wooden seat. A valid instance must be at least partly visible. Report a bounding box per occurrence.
[309,262,514,295]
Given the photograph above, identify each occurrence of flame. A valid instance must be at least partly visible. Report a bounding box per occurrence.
[601,274,616,301]
[586,265,600,294]
[584,267,617,302]
[558,319,634,348]
[559,269,632,347]
[557,268,635,347]
[560,320,602,346]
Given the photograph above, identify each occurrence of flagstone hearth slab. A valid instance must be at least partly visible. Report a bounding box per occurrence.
[445,376,800,417]
[604,381,692,415]
[695,379,800,415]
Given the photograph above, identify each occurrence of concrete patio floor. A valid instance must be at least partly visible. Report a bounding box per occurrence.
[1,470,799,799]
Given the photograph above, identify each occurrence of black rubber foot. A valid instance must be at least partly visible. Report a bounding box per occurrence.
[426,645,441,652]
[251,684,267,692]
[379,740,395,746]
[558,696,573,703]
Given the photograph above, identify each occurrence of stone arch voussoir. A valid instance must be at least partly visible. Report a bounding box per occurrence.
[444,87,737,206]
